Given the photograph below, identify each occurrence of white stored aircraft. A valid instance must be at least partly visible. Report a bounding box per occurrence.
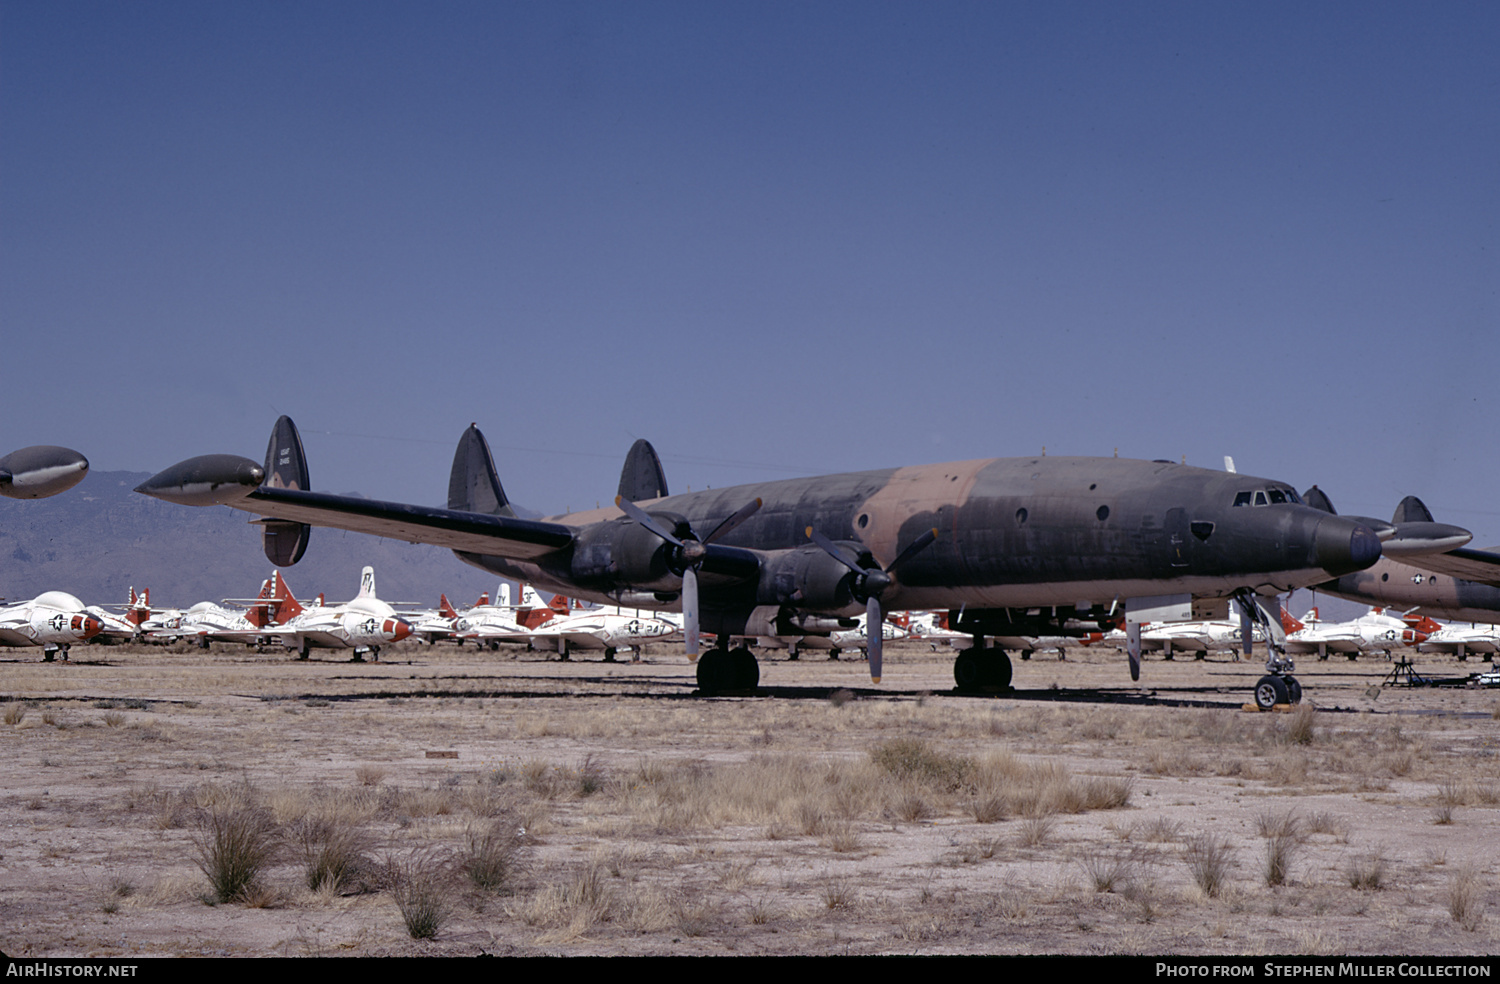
[1280,607,1432,660]
[262,566,413,661]
[455,584,565,649]
[527,601,680,662]
[1416,623,1500,661]
[0,591,103,660]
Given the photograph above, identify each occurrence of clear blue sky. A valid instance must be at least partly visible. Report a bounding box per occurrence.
[4,2,1497,547]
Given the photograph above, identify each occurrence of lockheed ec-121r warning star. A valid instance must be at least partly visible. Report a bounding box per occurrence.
[136,416,1471,704]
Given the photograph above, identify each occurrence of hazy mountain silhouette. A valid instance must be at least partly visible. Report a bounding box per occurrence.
[0,471,513,608]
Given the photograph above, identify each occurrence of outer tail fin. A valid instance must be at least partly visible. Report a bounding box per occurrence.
[474,592,489,607]
[439,594,458,620]
[1281,608,1305,634]
[617,439,669,503]
[357,566,376,600]
[271,571,304,621]
[448,424,515,517]
[259,416,312,566]
[126,587,151,627]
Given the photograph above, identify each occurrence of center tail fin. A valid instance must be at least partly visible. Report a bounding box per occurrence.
[357,566,376,600]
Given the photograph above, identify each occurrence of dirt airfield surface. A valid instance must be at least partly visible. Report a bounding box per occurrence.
[2,639,1499,958]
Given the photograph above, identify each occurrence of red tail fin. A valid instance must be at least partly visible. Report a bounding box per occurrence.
[1281,608,1305,634]
[440,594,458,619]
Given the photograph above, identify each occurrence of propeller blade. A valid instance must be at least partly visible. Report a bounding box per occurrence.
[867,596,883,683]
[615,496,683,546]
[885,527,938,573]
[806,527,864,574]
[702,497,763,544]
[682,567,700,660]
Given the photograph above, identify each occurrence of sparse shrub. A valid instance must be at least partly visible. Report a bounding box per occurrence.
[1263,830,1298,887]
[822,877,856,909]
[460,817,524,892]
[1449,867,1484,931]
[1079,849,1132,893]
[296,817,376,894]
[869,738,975,792]
[385,849,453,940]
[354,765,387,787]
[1256,809,1301,840]
[1346,852,1386,891]
[1285,704,1316,745]
[194,805,279,904]
[1185,835,1233,898]
[1018,813,1055,847]
[969,793,1007,824]
[1432,804,1455,826]
[4,704,26,726]
[103,711,125,728]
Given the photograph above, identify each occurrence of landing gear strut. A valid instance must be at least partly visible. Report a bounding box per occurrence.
[1233,588,1301,711]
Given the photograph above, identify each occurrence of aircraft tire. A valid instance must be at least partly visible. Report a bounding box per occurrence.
[697,648,728,695]
[730,647,759,690]
[1254,675,1289,711]
[982,649,1013,691]
[954,649,983,691]
[1285,676,1302,705]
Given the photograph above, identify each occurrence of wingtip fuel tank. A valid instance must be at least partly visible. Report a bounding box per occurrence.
[135,454,265,506]
[0,445,89,499]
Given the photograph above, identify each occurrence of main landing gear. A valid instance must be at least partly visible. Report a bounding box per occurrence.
[953,646,1012,692]
[696,642,760,696]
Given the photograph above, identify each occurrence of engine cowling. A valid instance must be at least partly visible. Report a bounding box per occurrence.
[757,545,862,614]
[569,515,689,589]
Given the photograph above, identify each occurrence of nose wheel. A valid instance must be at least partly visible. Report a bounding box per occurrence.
[1253,674,1302,711]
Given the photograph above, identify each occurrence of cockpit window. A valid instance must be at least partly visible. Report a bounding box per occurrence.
[1234,487,1302,507]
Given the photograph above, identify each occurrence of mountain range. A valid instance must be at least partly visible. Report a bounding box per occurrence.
[0,470,512,608]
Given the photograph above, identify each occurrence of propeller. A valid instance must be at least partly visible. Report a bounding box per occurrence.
[806,526,938,683]
[614,495,762,658]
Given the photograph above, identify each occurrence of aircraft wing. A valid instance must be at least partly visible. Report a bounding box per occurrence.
[1399,546,1500,588]
[235,487,575,561]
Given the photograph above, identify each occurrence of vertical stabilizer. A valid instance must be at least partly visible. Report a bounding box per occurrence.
[617,439,669,503]
[262,416,312,566]
[448,424,515,517]
[358,566,376,600]
[1393,495,1435,524]
[496,582,512,607]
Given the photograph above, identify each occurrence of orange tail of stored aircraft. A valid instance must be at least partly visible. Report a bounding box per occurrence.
[126,587,151,627]
[439,594,459,620]
[1281,609,1306,635]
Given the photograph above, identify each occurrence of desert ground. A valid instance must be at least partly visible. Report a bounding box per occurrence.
[2,638,1498,958]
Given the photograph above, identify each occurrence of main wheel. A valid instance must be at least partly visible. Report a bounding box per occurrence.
[729,647,760,690]
[954,649,983,691]
[1254,674,1290,711]
[697,648,729,695]
[981,649,1013,691]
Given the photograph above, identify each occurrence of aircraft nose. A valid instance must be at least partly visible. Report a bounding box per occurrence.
[386,618,412,642]
[1313,517,1383,577]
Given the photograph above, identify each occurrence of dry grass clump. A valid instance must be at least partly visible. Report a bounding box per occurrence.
[1078,847,1135,893]
[294,816,377,894]
[385,848,455,939]
[1184,835,1234,898]
[1345,852,1386,891]
[459,817,525,892]
[1257,810,1302,887]
[870,738,976,791]
[1448,867,1484,932]
[1283,704,1316,745]
[3,703,26,726]
[194,803,279,904]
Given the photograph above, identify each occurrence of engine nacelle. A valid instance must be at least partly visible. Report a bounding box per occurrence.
[569,514,689,589]
[757,545,861,614]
